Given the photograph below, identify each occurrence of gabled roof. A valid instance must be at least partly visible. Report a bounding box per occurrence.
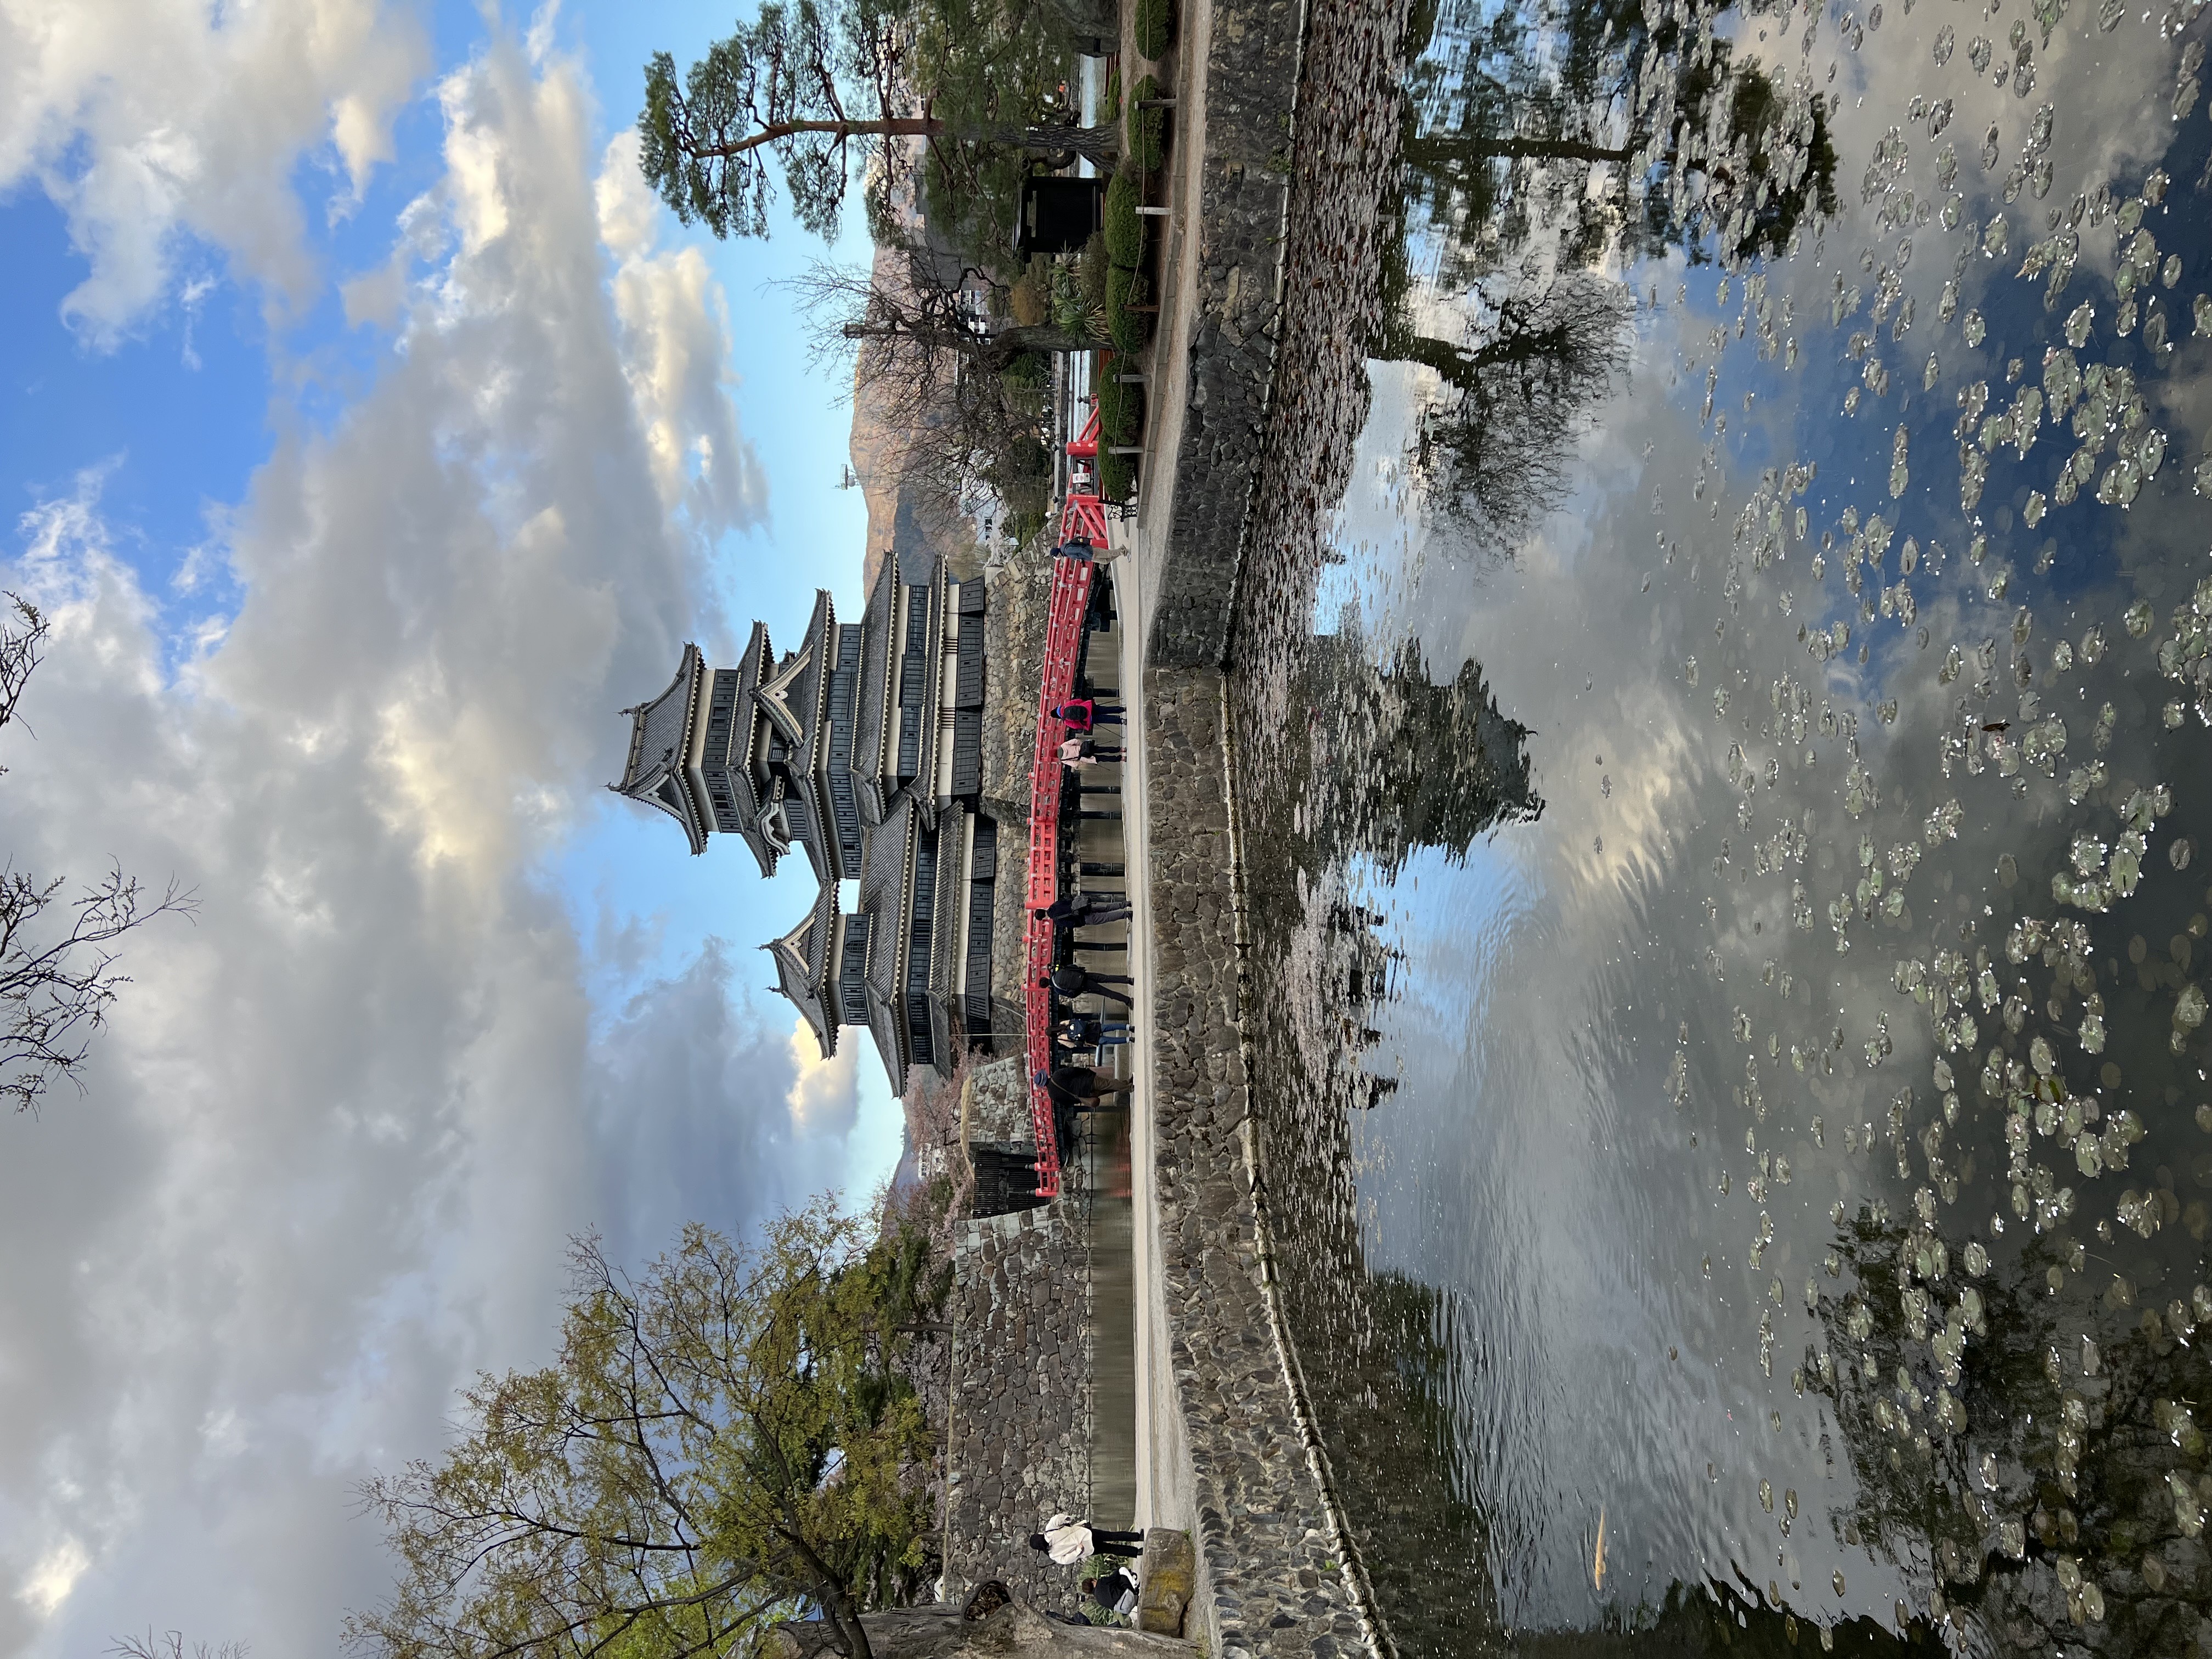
[858,792,920,1094]
[729,624,780,878]
[612,645,708,854]
[765,882,839,1060]
[784,591,844,887]
[854,555,898,828]
[756,640,812,747]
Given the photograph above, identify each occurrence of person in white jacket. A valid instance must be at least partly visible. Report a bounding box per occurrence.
[1029,1513,1144,1564]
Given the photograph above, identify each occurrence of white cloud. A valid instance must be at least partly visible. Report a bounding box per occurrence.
[786,1017,861,1136]
[0,24,805,1659]
[14,1540,87,1621]
[599,131,764,538]
[0,0,427,345]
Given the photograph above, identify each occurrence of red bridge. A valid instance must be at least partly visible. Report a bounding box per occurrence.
[1022,553,1098,1199]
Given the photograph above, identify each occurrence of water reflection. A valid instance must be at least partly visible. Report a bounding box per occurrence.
[1233,0,2212,1651]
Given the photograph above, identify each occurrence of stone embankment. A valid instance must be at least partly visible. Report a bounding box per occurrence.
[1124,0,1410,1646]
[1143,0,1303,670]
[1141,669,1374,1659]
[941,1201,1095,1620]
[933,0,1409,1641]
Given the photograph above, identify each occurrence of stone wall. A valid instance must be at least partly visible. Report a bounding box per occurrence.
[1147,0,1305,670]
[1142,667,1374,1659]
[962,1056,1035,1144]
[941,1201,1094,1618]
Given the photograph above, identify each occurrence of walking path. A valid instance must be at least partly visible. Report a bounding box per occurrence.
[1113,533,1198,1546]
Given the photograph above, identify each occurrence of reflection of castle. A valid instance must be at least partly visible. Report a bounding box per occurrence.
[613,554,994,1092]
[1300,623,1542,872]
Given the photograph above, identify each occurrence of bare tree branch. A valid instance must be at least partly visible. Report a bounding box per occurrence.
[107,1632,250,1659]
[0,597,197,1115]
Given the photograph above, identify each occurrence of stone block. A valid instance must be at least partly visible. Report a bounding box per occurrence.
[1136,1527,1196,1635]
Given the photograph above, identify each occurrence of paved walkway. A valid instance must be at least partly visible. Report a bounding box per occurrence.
[1113,534,1198,1545]
[1105,0,1212,1554]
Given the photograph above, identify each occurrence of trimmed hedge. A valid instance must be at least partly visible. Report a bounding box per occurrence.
[1127,75,1165,172]
[1104,266,1150,354]
[1099,447,1136,503]
[1102,167,1143,267]
[1133,0,1175,58]
[1104,64,1122,125]
[1097,369,1141,447]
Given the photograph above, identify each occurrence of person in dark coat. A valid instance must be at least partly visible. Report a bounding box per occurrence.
[1084,1568,1141,1619]
[1036,892,1132,929]
[1058,1014,1133,1051]
[1042,964,1133,1008]
[1035,1066,1133,1111]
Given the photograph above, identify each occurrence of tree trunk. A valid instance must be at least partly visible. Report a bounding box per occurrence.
[776,1604,1197,1659]
[1401,131,1639,167]
[697,119,1119,171]
[841,321,1105,358]
[1370,325,1487,392]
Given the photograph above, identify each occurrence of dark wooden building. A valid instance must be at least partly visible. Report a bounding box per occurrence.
[614,560,994,1092]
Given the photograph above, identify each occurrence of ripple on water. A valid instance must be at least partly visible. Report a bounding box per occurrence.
[1231,0,2212,1652]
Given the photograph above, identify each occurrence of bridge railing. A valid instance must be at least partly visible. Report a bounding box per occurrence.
[1021,554,1096,1199]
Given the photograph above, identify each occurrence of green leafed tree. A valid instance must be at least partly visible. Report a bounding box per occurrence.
[347,1201,949,1659]
[640,0,1113,246]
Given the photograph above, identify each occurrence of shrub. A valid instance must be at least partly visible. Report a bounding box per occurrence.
[1000,351,1047,392]
[1127,75,1166,172]
[1080,233,1109,311]
[1097,369,1142,447]
[1104,265,1151,353]
[1099,447,1136,502]
[1105,64,1122,125]
[1009,275,1049,327]
[1133,0,1175,59]
[1103,167,1144,267]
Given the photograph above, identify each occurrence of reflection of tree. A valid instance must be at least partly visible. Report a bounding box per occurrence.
[1399,0,1837,270]
[1804,1218,2211,1656]
[1374,0,1839,550]
[1384,266,1629,552]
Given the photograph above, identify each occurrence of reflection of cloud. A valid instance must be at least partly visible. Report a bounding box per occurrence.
[1295,14,2212,1619]
[787,1020,860,1136]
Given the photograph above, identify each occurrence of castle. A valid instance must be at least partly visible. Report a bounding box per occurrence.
[613,554,996,1092]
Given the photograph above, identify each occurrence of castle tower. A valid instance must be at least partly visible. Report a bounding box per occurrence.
[611,565,995,1093]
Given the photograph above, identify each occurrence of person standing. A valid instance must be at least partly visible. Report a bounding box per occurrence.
[1058,1013,1133,1051]
[1053,536,1124,564]
[1044,964,1133,1007]
[1035,1065,1133,1109]
[1052,698,1126,730]
[1059,735,1122,768]
[1030,1513,1144,1564]
[1036,892,1132,928]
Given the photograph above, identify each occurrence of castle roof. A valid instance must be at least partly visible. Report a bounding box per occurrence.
[765,881,839,1060]
[612,644,708,854]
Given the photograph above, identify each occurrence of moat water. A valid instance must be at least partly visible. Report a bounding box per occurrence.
[1229,0,2212,1652]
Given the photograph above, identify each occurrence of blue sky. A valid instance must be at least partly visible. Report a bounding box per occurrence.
[0,2,906,1650]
